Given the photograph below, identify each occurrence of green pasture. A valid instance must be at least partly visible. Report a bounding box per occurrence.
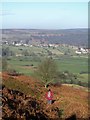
[6,55,88,83]
[56,57,88,73]
[3,45,88,84]
[7,56,40,76]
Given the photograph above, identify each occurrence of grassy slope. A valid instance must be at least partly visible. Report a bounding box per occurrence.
[4,45,88,83]
[2,73,89,119]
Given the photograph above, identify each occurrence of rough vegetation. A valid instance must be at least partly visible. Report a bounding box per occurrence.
[1,72,90,120]
[2,85,48,120]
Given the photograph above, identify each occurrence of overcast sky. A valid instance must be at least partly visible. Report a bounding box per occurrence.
[0,2,88,29]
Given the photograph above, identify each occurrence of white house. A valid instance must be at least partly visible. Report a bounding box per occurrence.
[75,51,82,54]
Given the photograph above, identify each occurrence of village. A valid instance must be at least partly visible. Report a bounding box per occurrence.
[2,39,90,55]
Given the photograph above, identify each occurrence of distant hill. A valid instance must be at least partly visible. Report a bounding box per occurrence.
[2,28,88,47]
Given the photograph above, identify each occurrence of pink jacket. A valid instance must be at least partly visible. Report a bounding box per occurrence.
[46,91,53,100]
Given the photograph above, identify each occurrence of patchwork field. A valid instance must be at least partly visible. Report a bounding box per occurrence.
[3,45,88,83]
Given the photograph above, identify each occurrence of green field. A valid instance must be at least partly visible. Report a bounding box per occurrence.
[3,45,88,84]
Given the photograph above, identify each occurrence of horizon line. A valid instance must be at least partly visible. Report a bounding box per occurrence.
[1,27,88,30]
